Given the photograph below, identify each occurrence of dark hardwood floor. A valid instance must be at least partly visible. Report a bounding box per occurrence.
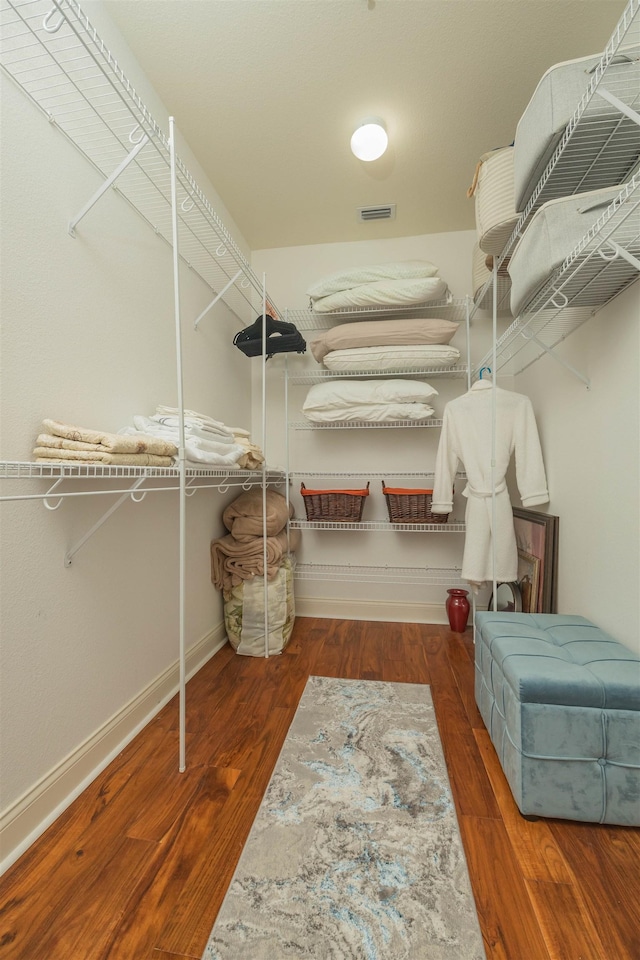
[1,618,638,959]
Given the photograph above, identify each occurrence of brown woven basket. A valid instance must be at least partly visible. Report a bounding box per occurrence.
[382,482,449,524]
[301,482,370,522]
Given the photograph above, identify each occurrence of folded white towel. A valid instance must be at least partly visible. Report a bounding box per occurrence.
[155,405,230,431]
[132,416,235,445]
[184,437,246,465]
[152,415,235,441]
[188,436,244,456]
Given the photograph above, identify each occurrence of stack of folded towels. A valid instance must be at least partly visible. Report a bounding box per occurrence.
[33,419,177,466]
[210,488,300,597]
[123,405,265,470]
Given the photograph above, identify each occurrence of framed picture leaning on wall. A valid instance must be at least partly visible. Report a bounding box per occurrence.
[512,508,559,613]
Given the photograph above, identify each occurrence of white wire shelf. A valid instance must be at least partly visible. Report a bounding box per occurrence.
[0,0,275,325]
[519,2,640,221]
[291,419,444,430]
[286,365,469,384]
[292,563,464,585]
[474,174,640,378]
[284,297,469,331]
[0,462,286,505]
[0,460,284,481]
[502,0,640,263]
[290,471,467,480]
[290,519,464,532]
[469,1,640,336]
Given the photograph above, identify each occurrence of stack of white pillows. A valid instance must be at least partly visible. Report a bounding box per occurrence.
[302,260,462,424]
[307,259,448,313]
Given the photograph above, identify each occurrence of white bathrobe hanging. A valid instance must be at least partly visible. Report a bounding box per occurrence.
[432,380,549,586]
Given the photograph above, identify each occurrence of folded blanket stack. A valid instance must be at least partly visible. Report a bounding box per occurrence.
[306,260,449,313]
[33,419,177,466]
[123,406,265,470]
[211,488,299,597]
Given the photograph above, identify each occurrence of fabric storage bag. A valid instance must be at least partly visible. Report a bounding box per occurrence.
[507,185,624,316]
[472,243,512,314]
[468,146,519,256]
[224,557,295,656]
[513,46,640,211]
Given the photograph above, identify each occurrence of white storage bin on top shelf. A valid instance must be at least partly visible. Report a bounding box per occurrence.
[513,43,640,213]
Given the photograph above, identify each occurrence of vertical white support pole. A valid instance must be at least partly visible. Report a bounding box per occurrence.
[262,276,269,659]
[284,340,291,556]
[472,593,477,645]
[465,296,471,391]
[169,117,187,771]
[491,264,498,611]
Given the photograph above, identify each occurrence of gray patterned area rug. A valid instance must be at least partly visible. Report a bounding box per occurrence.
[203,676,486,960]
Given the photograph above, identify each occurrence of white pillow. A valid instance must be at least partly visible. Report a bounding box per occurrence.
[302,379,438,412]
[310,317,459,362]
[307,260,439,300]
[322,344,461,371]
[303,402,435,423]
[312,277,448,313]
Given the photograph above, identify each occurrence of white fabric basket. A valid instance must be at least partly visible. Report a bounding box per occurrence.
[513,46,640,212]
[472,146,519,257]
[471,244,512,314]
[507,185,624,316]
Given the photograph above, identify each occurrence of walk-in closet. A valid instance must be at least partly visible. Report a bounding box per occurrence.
[1,1,638,957]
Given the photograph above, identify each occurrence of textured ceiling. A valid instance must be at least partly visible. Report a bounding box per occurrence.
[103,0,627,250]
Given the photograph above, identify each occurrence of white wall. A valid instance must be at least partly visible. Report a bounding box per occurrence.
[0,3,256,870]
[517,283,640,653]
[252,232,510,621]
[253,235,639,649]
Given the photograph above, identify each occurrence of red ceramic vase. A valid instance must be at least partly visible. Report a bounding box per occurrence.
[446,588,470,632]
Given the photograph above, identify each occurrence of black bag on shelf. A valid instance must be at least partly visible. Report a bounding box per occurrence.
[233,314,306,359]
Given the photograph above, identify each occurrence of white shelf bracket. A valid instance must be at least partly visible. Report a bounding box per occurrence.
[599,240,640,272]
[42,1,66,33]
[185,477,199,497]
[68,134,150,236]
[63,476,147,567]
[594,85,640,128]
[193,270,243,329]
[43,477,66,511]
[217,473,232,494]
[520,330,591,388]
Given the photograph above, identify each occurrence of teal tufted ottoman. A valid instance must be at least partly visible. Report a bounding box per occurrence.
[474,612,640,825]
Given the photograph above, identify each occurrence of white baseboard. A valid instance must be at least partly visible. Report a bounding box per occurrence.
[296,596,449,624]
[0,623,227,876]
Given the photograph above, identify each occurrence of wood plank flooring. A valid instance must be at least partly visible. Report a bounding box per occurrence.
[1,618,638,959]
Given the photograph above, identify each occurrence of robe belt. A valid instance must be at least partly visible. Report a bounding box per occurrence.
[464,479,508,499]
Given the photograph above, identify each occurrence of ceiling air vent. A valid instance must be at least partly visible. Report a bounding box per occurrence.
[357,203,396,222]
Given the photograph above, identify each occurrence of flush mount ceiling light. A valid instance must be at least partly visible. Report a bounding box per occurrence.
[350,118,388,161]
